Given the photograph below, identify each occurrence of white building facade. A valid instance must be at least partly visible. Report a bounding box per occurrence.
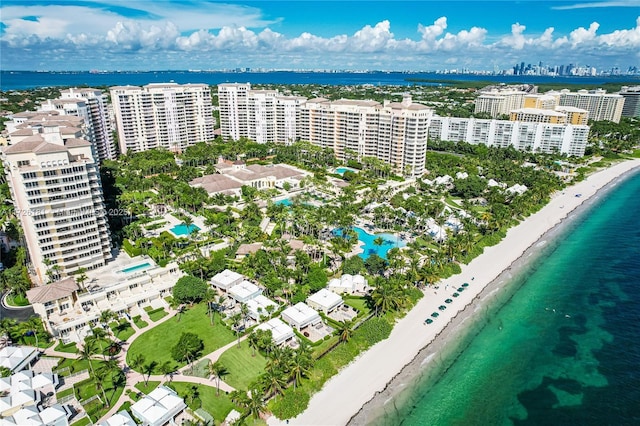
[110,83,215,154]
[218,84,431,177]
[429,116,589,157]
[2,112,112,283]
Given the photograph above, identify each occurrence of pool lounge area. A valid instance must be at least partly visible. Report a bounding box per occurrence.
[333,226,406,259]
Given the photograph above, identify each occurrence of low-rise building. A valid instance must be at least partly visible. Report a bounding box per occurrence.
[211,269,244,291]
[306,289,343,314]
[99,410,137,426]
[327,274,368,294]
[228,281,262,304]
[281,302,321,330]
[0,346,39,374]
[256,318,295,345]
[131,385,186,426]
[27,262,182,344]
[245,295,277,320]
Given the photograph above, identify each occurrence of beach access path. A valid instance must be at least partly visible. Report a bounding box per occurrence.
[275,159,640,426]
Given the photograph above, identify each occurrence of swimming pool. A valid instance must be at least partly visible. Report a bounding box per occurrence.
[275,198,292,206]
[170,223,200,236]
[332,226,406,259]
[335,167,358,175]
[120,262,152,274]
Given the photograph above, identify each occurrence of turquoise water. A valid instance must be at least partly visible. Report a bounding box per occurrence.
[336,167,358,175]
[333,226,406,259]
[275,198,292,206]
[120,262,151,274]
[170,223,200,236]
[369,172,640,425]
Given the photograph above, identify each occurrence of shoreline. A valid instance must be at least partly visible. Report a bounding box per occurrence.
[278,159,640,426]
[349,161,640,424]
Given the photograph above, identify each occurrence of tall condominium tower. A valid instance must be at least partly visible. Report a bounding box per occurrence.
[619,86,640,118]
[110,83,215,154]
[552,89,625,123]
[2,111,112,284]
[218,83,431,176]
[39,88,116,161]
[218,83,305,144]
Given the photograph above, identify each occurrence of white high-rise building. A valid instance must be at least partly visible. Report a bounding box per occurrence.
[39,89,116,162]
[552,89,625,123]
[474,90,527,117]
[428,116,589,157]
[110,83,215,154]
[218,84,432,176]
[217,83,306,144]
[2,112,112,284]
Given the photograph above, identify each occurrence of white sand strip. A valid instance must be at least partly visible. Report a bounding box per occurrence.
[272,159,640,426]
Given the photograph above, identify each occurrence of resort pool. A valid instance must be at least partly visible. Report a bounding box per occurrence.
[170,223,200,236]
[275,198,292,206]
[332,226,406,259]
[120,262,151,274]
[335,167,358,175]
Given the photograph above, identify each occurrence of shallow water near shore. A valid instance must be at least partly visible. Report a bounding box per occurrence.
[362,172,640,425]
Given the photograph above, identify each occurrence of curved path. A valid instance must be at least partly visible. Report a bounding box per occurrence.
[1,291,35,321]
[41,303,242,424]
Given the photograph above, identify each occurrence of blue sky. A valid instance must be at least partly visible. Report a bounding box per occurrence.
[1,0,638,71]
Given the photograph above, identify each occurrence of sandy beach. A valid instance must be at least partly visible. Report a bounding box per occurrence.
[271,159,640,426]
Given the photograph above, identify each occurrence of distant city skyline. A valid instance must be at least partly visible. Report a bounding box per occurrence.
[1,1,639,72]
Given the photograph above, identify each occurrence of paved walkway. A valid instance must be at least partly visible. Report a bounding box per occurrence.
[94,306,240,424]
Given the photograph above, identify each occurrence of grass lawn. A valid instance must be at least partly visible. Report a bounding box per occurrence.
[134,380,160,394]
[344,297,370,317]
[217,341,267,391]
[133,315,148,329]
[56,387,74,399]
[110,319,135,341]
[168,381,236,424]
[148,309,168,321]
[54,341,78,354]
[72,417,92,426]
[55,358,93,375]
[4,293,30,306]
[127,303,235,374]
[73,375,125,422]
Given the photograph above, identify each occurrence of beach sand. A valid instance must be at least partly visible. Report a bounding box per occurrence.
[270,159,640,426]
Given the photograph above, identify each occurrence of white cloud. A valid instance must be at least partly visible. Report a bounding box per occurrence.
[1,1,639,71]
[551,1,640,10]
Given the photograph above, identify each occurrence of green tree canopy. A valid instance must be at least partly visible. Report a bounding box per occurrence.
[171,332,204,363]
[172,275,209,305]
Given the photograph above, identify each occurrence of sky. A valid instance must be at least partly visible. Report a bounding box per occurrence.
[1,0,639,72]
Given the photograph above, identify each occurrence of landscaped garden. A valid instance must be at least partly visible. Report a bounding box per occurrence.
[126,303,235,373]
[216,340,267,391]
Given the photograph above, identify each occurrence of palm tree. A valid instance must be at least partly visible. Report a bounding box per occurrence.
[159,361,175,383]
[247,332,259,357]
[129,353,145,373]
[207,361,229,396]
[99,309,116,338]
[79,340,97,376]
[93,367,111,407]
[337,320,354,344]
[18,316,43,350]
[230,313,243,346]
[240,386,267,421]
[288,348,312,390]
[88,327,108,358]
[142,361,158,386]
[260,367,287,400]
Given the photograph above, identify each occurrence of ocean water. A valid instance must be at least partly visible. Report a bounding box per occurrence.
[371,172,640,425]
[2,70,638,90]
